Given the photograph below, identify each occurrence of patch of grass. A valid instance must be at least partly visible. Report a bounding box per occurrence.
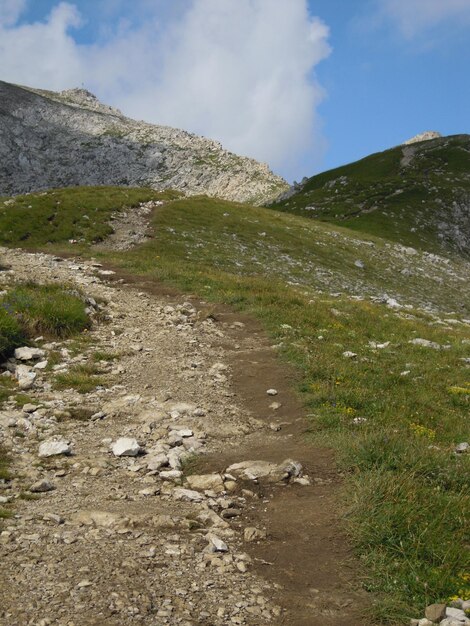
[0,508,13,519]
[14,393,34,406]
[64,406,96,421]
[54,363,105,393]
[0,376,16,404]
[92,350,119,362]
[18,492,40,501]
[0,305,24,360]
[0,447,11,481]
[1,283,90,339]
[0,186,181,252]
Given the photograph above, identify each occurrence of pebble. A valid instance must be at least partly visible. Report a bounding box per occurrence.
[30,479,55,493]
[266,389,278,396]
[244,527,267,542]
[206,534,229,553]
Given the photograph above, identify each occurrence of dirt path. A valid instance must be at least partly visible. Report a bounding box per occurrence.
[0,247,369,626]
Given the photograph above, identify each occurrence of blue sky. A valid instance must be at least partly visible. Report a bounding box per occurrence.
[1,0,469,181]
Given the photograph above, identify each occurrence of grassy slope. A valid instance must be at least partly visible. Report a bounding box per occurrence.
[0,186,180,252]
[271,135,470,259]
[1,188,469,623]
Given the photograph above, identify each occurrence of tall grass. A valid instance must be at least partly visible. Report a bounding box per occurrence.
[1,283,90,339]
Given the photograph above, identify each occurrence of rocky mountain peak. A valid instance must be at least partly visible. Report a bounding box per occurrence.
[57,87,123,116]
[403,131,442,145]
[0,80,288,204]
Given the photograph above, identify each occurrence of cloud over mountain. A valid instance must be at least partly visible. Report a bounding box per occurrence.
[0,0,331,179]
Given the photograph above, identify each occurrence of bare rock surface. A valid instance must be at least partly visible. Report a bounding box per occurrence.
[0,80,288,205]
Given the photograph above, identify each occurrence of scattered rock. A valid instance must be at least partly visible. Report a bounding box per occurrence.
[455,442,469,454]
[425,604,447,623]
[186,474,225,493]
[38,439,71,458]
[206,533,229,553]
[173,488,205,502]
[266,389,278,396]
[244,527,267,542]
[30,479,55,493]
[111,437,142,457]
[14,347,46,361]
[409,338,442,349]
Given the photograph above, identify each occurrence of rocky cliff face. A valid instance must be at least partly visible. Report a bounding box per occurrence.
[0,81,288,204]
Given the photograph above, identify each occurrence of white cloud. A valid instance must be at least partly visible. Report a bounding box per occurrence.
[0,2,83,88]
[0,0,331,179]
[378,0,470,37]
[0,0,27,26]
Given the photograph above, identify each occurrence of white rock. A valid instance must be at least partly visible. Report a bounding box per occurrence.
[30,479,55,493]
[34,360,48,370]
[38,439,71,458]
[186,474,225,493]
[15,365,37,390]
[176,429,193,438]
[455,442,469,454]
[14,347,45,361]
[368,341,390,349]
[206,533,228,552]
[159,469,183,481]
[409,338,442,349]
[446,607,468,621]
[266,389,278,396]
[111,437,141,457]
[342,351,357,359]
[146,453,168,471]
[173,488,204,502]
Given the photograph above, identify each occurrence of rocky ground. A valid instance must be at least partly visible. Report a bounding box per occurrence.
[0,247,367,626]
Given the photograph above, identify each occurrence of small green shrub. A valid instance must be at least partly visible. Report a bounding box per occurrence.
[0,306,24,360]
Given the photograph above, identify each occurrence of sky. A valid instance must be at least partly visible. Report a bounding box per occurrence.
[0,0,469,182]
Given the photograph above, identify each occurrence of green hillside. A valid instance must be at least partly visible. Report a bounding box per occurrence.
[271,134,470,259]
[1,187,469,623]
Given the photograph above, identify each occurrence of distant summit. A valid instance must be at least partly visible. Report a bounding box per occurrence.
[403,131,442,145]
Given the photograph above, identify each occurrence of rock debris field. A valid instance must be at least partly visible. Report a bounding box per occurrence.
[0,247,366,626]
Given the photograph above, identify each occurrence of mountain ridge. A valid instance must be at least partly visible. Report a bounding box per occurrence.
[0,80,288,205]
[271,133,470,259]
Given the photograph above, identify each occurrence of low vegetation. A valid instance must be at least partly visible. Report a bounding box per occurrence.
[1,187,469,623]
[0,186,179,251]
[0,282,92,499]
[272,134,470,259]
[54,363,105,394]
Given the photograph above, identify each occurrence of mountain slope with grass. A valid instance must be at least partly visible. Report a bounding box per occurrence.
[0,80,288,205]
[272,134,470,259]
[1,187,469,624]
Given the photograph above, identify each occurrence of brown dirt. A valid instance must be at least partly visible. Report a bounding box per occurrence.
[101,266,371,625]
